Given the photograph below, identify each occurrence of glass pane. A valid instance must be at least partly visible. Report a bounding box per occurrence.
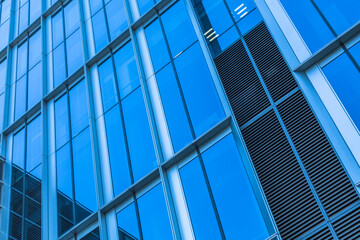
[19,3,29,34]
[13,128,26,169]
[56,143,73,200]
[29,30,41,69]
[122,88,157,182]
[52,12,64,49]
[225,0,255,22]
[161,1,197,57]
[0,58,7,93]
[89,0,103,15]
[66,30,83,76]
[27,63,42,109]
[98,58,118,112]
[208,26,239,57]
[0,93,4,130]
[137,184,173,239]
[64,0,80,37]
[322,53,360,130]
[17,42,28,79]
[144,19,171,73]
[72,128,97,216]
[0,20,10,50]
[104,106,131,196]
[114,42,140,99]
[29,0,41,23]
[349,42,360,64]
[237,8,262,35]
[106,0,128,40]
[180,157,222,240]
[26,116,42,178]
[92,9,109,53]
[81,228,100,240]
[174,43,224,137]
[14,75,27,120]
[202,135,269,239]
[137,0,154,15]
[117,203,140,239]
[69,80,89,137]
[53,43,67,87]
[54,94,70,150]
[156,64,193,152]
[313,0,360,35]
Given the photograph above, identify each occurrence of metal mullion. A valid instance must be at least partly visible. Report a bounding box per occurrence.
[100,0,112,44]
[21,122,28,240]
[61,6,69,78]
[25,38,29,113]
[133,195,144,240]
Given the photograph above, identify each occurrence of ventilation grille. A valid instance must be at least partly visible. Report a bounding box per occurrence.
[278,91,360,218]
[214,39,270,126]
[303,225,333,240]
[242,110,324,239]
[244,22,297,102]
[333,206,360,239]
[9,213,22,239]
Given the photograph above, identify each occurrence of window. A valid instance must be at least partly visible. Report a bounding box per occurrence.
[14,30,42,121]
[0,0,11,50]
[55,80,97,236]
[0,58,5,129]
[17,0,42,35]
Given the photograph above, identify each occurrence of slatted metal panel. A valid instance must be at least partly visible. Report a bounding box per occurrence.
[214,39,270,126]
[9,213,22,239]
[333,206,360,239]
[278,91,360,218]
[242,110,324,239]
[303,225,333,240]
[244,22,297,102]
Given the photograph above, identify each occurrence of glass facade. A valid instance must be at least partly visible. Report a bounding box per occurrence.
[0,0,359,239]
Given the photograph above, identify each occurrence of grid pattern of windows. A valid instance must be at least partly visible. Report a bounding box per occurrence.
[17,0,42,36]
[0,0,11,50]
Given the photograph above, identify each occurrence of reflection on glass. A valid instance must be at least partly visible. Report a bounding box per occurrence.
[98,58,118,112]
[349,42,360,64]
[17,42,28,79]
[29,30,41,68]
[55,95,70,150]
[66,30,83,76]
[64,0,80,37]
[92,9,109,52]
[69,80,89,137]
[137,0,154,15]
[52,12,64,49]
[117,203,140,239]
[53,43,67,87]
[26,116,42,178]
[12,128,26,169]
[106,0,128,40]
[14,75,26,120]
[28,63,42,109]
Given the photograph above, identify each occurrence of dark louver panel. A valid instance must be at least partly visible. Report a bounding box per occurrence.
[333,206,360,239]
[303,225,333,240]
[242,110,324,239]
[244,22,297,102]
[9,213,22,239]
[278,91,360,218]
[214,38,270,126]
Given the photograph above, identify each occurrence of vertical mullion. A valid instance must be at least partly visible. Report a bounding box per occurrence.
[133,196,144,240]
[61,6,68,78]
[100,0,112,43]
[22,124,27,240]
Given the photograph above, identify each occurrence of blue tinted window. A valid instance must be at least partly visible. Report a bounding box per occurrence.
[209,26,239,57]
[145,19,171,73]
[29,30,41,68]
[98,58,118,112]
[89,0,103,15]
[17,42,28,78]
[137,184,173,239]
[225,0,255,22]
[122,88,157,181]
[13,128,26,169]
[202,135,269,239]
[174,43,224,136]
[72,128,97,212]
[19,3,29,34]
[180,157,222,240]
[29,0,41,23]
[0,21,10,50]
[106,0,128,40]
[237,8,262,35]
[0,93,4,130]
[26,116,42,177]
[156,64,193,152]
[27,63,42,109]
[313,0,360,35]
[322,53,360,130]
[349,42,360,64]
[69,80,88,137]
[66,30,83,76]
[104,106,131,195]
[280,0,334,53]
[56,143,73,199]
[92,9,109,52]
[113,42,140,99]
[64,0,80,37]
[14,76,26,120]
[52,12,64,49]
[54,95,70,150]
[137,0,154,15]
[161,2,197,57]
[117,203,140,239]
[0,59,7,93]
[53,43,67,87]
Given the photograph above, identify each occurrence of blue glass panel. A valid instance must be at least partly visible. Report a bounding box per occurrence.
[69,80,89,137]
[92,9,109,53]
[117,203,140,239]
[237,8,262,35]
[0,58,7,93]
[1,0,11,22]
[14,75,26,120]
[225,0,255,22]
[113,42,140,99]
[54,95,70,150]
[0,20,10,50]
[104,106,131,195]
[89,0,103,15]
[106,0,128,40]
[98,58,118,112]
[349,42,360,64]
[137,184,173,239]
[0,93,4,130]
[17,42,28,79]
[280,0,334,53]
[53,43,67,87]
[66,30,83,76]
[156,64,193,152]
[322,53,360,130]
[29,30,41,68]
[161,2,197,57]
[122,88,157,181]
[52,12,64,49]
[144,19,171,73]
[137,0,154,15]
[174,43,225,136]
[64,0,80,37]
[180,157,222,240]
[202,135,269,239]
[72,127,97,212]
[26,116,42,178]
[13,128,26,169]
[19,3,29,34]
[313,0,360,35]
[29,0,41,23]
[56,143,73,199]
[27,63,42,109]
[209,26,239,57]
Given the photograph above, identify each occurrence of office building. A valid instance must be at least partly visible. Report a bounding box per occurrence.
[0,0,359,239]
